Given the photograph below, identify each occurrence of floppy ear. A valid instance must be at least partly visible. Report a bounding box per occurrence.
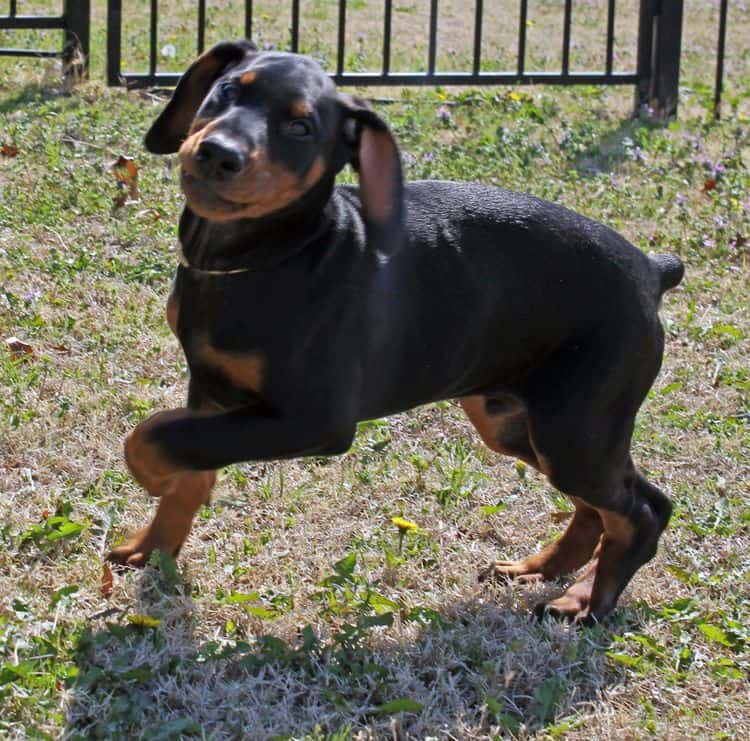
[338,94,405,259]
[144,40,256,155]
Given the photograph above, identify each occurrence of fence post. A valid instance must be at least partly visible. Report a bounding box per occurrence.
[634,0,684,120]
[63,0,90,79]
[107,0,123,86]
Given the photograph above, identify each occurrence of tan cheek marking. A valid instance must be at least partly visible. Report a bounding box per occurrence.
[303,155,325,188]
[290,99,312,117]
[188,116,214,135]
[240,70,257,85]
[222,154,326,219]
[196,336,265,392]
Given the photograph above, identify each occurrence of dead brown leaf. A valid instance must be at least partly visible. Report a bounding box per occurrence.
[45,343,71,354]
[101,563,114,599]
[1,144,19,157]
[112,155,140,208]
[4,336,34,356]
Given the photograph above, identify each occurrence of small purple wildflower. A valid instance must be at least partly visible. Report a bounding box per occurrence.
[675,192,686,206]
[402,152,417,166]
[714,215,727,229]
[423,151,434,162]
[24,288,41,304]
[713,161,726,176]
[436,106,452,124]
[702,235,716,249]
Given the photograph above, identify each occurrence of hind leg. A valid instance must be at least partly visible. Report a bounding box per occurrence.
[462,395,603,583]
[479,496,602,583]
[522,351,671,622]
[539,462,671,622]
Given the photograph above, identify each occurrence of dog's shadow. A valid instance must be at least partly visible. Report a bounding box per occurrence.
[65,561,634,739]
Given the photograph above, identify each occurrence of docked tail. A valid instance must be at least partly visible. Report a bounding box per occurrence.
[649,253,684,294]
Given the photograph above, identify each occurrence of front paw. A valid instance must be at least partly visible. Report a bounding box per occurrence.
[107,527,183,568]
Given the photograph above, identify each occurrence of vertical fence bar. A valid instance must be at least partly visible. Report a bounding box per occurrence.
[198,0,206,54]
[562,0,572,75]
[336,0,346,76]
[517,0,527,77]
[427,0,438,75]
[472,0,483,76]
[634,0,655,114]
[713,0,728,120]
[290,0,299,52]
[9,0,17,17]
[383,0,392,75]
[149,0,158,77]
[245,1,253,40]
[63,0,90,76]
[107,0,122,85]
[605,0,615,76]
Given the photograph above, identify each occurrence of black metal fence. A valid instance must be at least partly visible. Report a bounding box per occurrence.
[107,0,685,116]
[0,2,736,121]
[0,0,89,72]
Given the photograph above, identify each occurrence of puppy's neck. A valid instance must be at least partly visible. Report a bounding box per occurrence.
[178,173,336,272]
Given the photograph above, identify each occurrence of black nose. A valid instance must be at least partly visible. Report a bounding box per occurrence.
[196,137,246,178]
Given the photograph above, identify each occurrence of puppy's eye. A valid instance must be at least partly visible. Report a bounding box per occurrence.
[287,119,313,138]
[216,80,240,104]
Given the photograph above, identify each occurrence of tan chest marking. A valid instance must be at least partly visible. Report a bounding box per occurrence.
[195,336,265,392]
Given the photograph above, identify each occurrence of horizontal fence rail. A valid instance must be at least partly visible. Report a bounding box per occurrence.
[0,0,90,71]
[107,0,642,91]
[0,2,65,59]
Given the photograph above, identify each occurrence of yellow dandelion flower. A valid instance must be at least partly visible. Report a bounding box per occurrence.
[391,516,418,531]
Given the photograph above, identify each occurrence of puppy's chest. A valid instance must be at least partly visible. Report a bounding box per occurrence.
[171,275,314,408]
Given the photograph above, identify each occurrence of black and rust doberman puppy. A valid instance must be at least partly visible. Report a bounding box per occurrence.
[109,40,684,623]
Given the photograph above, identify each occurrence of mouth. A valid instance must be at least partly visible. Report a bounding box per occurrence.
[180,171,248,220]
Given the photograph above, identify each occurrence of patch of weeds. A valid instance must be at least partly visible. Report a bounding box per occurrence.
[608,598,749,682]
[432,438,484,507]
[215,588,294,620]
[0,596,84,735]
[19,500,86,554]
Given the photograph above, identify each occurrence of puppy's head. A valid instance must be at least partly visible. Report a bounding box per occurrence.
[145,42,403,255]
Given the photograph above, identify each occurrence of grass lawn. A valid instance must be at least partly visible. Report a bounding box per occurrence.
[1,2,749,739]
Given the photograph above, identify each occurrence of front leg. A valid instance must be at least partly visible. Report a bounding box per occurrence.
[108,404,355,567]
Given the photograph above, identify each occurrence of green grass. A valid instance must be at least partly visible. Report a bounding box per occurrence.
[1,2,750,739]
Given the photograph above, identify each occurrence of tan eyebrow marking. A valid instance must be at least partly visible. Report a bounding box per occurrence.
[240,71,257,85]
[290,99,312,117]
